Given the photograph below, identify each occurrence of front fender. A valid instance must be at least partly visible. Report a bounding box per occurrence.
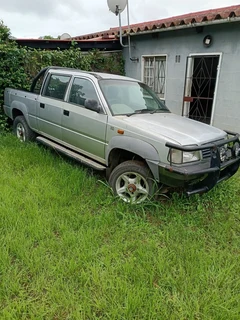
[106,136,160,181]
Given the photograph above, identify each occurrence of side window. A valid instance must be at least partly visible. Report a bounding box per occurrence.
[69,78,99,108]
[43,74,71,100]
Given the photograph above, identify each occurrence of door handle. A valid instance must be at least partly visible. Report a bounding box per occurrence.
[40,103,45,109]
[63,110,70,116]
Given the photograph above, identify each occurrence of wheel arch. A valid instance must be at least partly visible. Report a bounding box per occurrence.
[106,136,160,181]
[12,108,24,120]
[11,101,29,124]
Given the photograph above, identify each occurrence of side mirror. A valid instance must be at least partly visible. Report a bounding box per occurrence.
[160,98,166,105]
[84,99,101,113]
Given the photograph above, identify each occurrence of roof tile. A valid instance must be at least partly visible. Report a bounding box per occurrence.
[72,5,240,40]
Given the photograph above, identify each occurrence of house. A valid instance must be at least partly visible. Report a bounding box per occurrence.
[73,5,240,133]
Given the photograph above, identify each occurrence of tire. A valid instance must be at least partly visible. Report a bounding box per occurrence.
[13,116,36,142]
[109,160,155,204]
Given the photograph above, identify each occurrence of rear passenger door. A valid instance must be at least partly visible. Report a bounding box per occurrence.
[37,73,71,141]
[61,77,108,162]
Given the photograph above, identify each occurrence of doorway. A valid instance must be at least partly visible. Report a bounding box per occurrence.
[182,55,220,124]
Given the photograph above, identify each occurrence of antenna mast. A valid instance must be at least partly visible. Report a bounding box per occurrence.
[107,0,138,62]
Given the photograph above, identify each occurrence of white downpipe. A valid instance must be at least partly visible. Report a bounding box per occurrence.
[126,0,132,61]
[118,0,138,61]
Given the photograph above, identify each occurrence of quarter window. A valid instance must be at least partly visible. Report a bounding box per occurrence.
[32,72,46,94]
[43,74,71,100]
[143,56,166,100]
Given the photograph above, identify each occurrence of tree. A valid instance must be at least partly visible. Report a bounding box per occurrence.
[0,20,11,42]
[42,35,55,40]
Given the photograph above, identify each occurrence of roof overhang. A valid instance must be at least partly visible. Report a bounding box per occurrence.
[15,39,121,51]
[124,16,240,37]
[72,5,240,40]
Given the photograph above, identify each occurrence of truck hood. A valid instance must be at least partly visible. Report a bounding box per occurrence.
[123,113,226,145]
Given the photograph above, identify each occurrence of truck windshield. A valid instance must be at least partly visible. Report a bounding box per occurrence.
[99,79,170,116]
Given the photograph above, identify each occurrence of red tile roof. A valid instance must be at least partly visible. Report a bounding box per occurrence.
[73,4,240,40]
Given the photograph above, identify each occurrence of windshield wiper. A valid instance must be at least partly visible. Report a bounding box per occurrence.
[127,109,151,117]
[150,109,169,114]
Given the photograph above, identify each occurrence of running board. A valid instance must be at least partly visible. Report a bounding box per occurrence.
[36,136,106,171]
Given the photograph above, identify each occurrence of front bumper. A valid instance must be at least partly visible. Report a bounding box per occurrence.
[159,131,240,195]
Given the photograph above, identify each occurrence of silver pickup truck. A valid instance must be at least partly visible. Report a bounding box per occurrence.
[3,67,240,203]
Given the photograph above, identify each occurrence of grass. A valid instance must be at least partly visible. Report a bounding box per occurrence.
[0,133,240,319]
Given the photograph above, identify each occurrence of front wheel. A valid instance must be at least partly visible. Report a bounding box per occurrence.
[109,160,156,204]
[13,116,36,142]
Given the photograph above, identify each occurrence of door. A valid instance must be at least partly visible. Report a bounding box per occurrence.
[182,55,220,124]
[37,73,71,140]
[61,77,107,162]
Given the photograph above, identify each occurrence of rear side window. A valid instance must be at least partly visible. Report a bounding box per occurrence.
[43,74,71,100]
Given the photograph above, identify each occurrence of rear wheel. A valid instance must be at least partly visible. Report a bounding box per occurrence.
[13,116,36,142]
[109,160,155,204]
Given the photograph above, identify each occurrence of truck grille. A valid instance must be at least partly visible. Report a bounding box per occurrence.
[202,148,211,159]
[201,143,234,163]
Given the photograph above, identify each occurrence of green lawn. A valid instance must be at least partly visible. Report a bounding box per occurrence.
[0,133,240,320]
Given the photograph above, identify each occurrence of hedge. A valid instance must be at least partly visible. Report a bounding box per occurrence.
[0,21,124,129]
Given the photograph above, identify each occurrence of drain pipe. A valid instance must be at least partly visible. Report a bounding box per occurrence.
[117,1,138,62]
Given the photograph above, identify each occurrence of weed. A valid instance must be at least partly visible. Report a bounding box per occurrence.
[0,134,240,319]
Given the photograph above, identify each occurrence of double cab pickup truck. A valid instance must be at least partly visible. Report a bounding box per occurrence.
[3,67,240,203]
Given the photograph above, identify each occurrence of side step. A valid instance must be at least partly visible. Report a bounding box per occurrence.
[36,136,106,171]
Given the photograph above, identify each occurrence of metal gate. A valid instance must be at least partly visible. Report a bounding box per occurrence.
[182,55,220,124]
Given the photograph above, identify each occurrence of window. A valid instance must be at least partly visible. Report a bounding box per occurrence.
[99,79,169,116]
[43,74,71,100]
[69,78,99,108]
[32,72,46,94]
[143,56,166,100]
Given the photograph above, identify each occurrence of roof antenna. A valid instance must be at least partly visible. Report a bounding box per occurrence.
[107,0,139,62]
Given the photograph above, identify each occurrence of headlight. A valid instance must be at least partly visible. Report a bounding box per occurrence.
[168,149,200,164]
[219,146,227,162]
[233,142,240,157]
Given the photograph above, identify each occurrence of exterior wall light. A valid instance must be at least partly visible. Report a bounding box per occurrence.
[203,35,213,47]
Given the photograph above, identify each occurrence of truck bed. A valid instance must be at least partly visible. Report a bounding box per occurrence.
[4,88,38,120]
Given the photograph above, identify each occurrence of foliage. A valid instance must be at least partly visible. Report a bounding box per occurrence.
[0,22,125,129]
[0,20,11,42]
[0,134,240,319]
[42,35,56,39]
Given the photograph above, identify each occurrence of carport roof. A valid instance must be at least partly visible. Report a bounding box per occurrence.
[72,4,240,40]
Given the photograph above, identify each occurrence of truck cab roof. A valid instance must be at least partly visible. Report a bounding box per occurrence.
[46,66,137,82]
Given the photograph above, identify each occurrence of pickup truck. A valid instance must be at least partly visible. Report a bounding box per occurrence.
[3,66,240,203]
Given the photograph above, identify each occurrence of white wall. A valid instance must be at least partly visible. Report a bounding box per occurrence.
[123,22,240,133]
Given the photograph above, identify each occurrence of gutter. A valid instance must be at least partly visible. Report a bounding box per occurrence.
[121,17,240,38]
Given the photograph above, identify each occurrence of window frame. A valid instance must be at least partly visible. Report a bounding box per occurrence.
[141,54,167,101]
[42,73,72,101]
[67,76,103,109]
